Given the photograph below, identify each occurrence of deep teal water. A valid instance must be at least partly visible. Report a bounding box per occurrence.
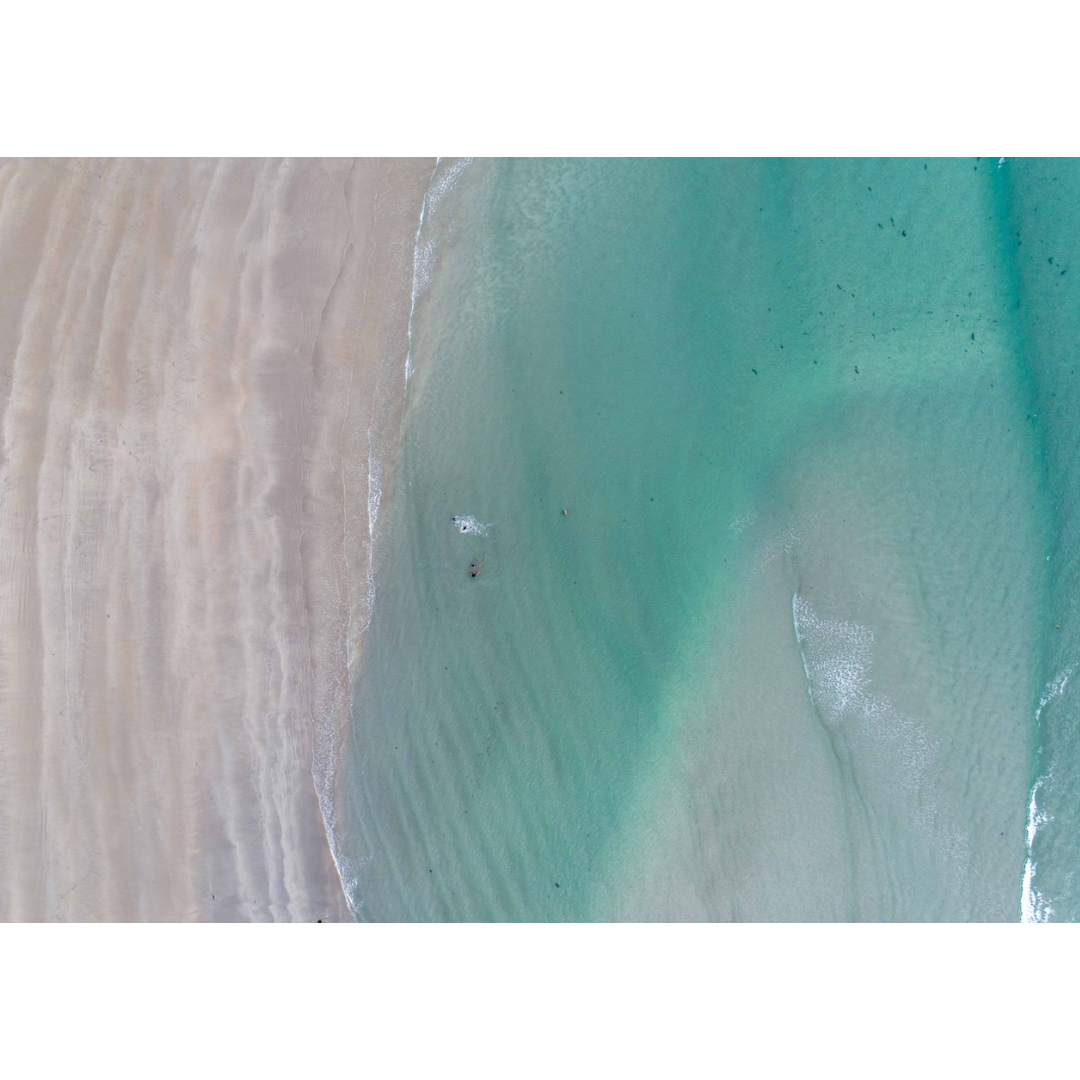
[336,159,1079,921]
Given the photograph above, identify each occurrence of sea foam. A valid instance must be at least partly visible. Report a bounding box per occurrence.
[1020,667,1072,923]
[451,515,490,536]
[1021,772,1054,923]
[404,157,474,388]
[792,594,948,852]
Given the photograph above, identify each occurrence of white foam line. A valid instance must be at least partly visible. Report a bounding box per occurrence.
[1021,775,1052,923]
[1036,667,1072,723]
[402,158,474,394]
[367,434,382,542]
[1025,777,1044,852]
[1020,667,1072,923]
[403,159,442,391]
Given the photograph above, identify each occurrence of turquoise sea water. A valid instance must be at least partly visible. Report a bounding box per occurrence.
[336,159,1080,921]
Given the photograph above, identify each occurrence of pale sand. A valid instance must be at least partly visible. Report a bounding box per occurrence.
[0,158,434,921]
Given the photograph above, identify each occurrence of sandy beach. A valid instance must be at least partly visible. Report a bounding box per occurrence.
[0,158,433,920]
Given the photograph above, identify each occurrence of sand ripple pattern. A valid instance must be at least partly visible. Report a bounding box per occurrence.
[0,158,430,921]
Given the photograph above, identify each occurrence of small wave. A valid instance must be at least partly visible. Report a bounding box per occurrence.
[1021,853,1054,923]
[451,515,489,536]
[1024,775,1050,853]
[1019,667,1073,922]
[1036,667,1072,723]
[1021,774,1054,924]
[367,440,383,541]
[404,157,475,388]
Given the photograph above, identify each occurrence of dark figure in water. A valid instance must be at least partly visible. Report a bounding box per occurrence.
[470,562,480,578]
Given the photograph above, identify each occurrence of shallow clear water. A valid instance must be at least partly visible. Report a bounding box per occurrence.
[337,158,1079,921]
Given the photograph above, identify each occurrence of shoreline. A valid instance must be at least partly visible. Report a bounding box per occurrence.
[307,157,440,916]
[0,158,433,920]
